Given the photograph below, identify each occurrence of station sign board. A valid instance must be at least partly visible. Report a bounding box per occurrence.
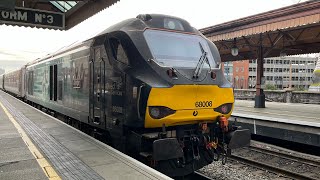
[0,7,64,30]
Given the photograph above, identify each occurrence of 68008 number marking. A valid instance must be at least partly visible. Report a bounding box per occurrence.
[195,101,212,107]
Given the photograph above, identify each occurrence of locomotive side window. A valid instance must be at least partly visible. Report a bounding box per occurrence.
[49,65,58,101]
[50,66,53,100]
[53,65,58,101]
[110,38,129,65]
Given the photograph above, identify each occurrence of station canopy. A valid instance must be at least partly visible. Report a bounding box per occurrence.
[200,0,320,62]
[0,0,120,30]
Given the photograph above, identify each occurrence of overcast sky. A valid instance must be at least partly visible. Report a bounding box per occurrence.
[0,0,305,64]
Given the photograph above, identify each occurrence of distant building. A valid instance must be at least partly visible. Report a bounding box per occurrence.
[222,61,233,83]
[233,60,249,89]
[309,57,320,92]
[222,56,317,90]
[0,68,5,75]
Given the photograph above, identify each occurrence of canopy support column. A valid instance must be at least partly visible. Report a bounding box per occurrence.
[255,34,265,108]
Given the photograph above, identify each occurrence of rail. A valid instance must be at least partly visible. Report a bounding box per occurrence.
[230,143,320,180]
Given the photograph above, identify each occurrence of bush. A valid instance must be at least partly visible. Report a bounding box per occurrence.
[294,86,306,91]
[265,84,277,90]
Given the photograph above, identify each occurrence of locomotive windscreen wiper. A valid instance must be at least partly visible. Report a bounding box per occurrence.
[193,42,210,79]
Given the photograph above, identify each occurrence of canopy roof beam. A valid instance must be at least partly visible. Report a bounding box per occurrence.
[1,0,119,30]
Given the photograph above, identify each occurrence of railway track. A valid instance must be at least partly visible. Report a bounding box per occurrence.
[175,171,213,180]
[231,142,320,180]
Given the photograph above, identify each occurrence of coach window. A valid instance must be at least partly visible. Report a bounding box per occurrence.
[58,80,63,100]
[28,71,34,95]
[110,38,129,66]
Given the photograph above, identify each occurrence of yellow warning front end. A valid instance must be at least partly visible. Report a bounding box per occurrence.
[145,85,234,128]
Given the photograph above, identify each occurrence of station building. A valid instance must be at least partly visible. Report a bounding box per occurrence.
[223,56,318,90]
[309,57,320,92]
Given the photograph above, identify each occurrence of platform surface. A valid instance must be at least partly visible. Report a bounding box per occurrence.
[0,90,171,180]
[233,100,320,127]
[0,98,47,180]
[232,100,320,147]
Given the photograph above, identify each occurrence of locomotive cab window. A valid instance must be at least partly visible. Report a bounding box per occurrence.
[110,38,129,66]
[144,29,217,69]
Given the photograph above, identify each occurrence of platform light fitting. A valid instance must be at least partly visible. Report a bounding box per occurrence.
[231,38,238,56]
[231,46,238,56]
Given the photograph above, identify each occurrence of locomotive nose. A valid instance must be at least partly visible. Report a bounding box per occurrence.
[145,85,234,128]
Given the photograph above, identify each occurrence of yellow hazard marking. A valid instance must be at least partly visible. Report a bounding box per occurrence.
[44,166,60,178]
[0,102,61,180]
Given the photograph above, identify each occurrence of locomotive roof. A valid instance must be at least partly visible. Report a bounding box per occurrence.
[25,14,198,67]
[26,39,92,66]
[97,14,198,36]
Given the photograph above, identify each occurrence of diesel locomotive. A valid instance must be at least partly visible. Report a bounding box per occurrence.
[0,14,250,176]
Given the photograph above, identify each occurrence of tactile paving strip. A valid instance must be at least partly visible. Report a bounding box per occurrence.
[0,95,104,180]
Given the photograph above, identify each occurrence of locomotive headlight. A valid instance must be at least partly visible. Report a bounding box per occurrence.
[221,105,229,114]
[164,18,184,31]
[149,106,176,119]
[150,107,160,118]
[214,103,233,114]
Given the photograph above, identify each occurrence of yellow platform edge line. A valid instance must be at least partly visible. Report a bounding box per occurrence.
[0,102,61,180]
